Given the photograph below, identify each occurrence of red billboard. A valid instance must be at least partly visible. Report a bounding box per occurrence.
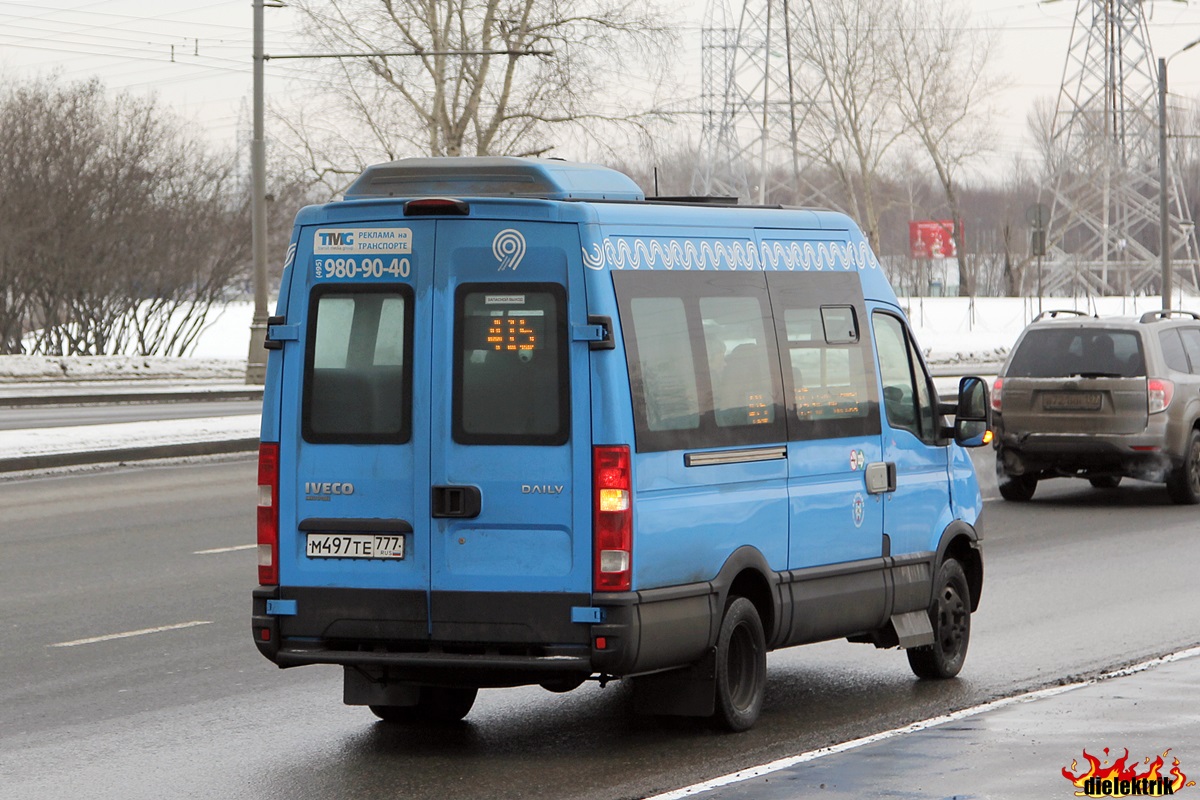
[909,220,959,259]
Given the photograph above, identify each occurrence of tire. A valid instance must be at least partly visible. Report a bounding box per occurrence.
[1166,430,1200,505]
[370,686,478,724]
[907,559,971,680]
[712,596,767,732]
[1088,475,1122,489]
[997,467,1037,502]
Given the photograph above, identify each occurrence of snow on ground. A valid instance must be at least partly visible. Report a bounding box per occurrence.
[1,295,1197,461]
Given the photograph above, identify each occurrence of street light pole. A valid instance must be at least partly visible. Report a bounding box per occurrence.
[1158,37,1200,313]
[246,0,270,384]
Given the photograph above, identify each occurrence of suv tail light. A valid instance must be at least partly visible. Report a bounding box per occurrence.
[991,377,1003,412]
[1148,378,1174,414]
[257,442,280,585]
[593,445,632,592]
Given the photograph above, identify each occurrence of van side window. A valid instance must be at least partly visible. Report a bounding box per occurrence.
[873,312,939,444]
[630,297,701,432]
[303,286,413,444]
[453,284,569,446]
[701,296,777,428]
[766,273,880,440]
[615,272,785,453]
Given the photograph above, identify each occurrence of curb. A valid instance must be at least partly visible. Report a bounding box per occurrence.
[0,438,260,473]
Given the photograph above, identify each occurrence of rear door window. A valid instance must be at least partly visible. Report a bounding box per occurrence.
[1007,329,1145,377]
[1160,329,1190,373]
[453,284,569,446]
[1178,328,1200,374]
[303,286,413,443]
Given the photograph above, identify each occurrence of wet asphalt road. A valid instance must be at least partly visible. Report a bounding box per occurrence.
[1,450,1198,800]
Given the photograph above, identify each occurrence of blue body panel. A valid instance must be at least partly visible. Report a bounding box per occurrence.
[256,159,984,684]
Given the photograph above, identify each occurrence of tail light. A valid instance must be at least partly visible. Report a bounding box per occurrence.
[991,377,1003,412]
[1148,378,1174,414]
[593,445,632,592]
[257,442,280,585]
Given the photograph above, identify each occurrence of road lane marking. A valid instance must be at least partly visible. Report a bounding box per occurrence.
[49,620,213,648]
[193,544,256,554]
[644,645,1200,800]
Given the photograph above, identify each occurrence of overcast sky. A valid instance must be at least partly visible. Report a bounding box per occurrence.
[1,0,1199,179]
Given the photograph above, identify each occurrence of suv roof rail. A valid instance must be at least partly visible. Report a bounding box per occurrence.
[1138,309,1200,323]
[1032,309,1093,323]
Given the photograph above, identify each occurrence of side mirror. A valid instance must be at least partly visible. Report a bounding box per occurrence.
[953,376,992,447]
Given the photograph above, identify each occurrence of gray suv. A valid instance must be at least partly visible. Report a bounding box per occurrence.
[993,309,1200,504]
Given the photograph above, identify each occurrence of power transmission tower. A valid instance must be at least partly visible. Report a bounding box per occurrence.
[692,0,814,204]
[1045,0,1199,299]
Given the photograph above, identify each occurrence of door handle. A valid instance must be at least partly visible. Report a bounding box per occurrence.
[431,485,482,518]
[865,462,896,494]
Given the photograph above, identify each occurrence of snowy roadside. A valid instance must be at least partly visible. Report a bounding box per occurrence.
[0,414,261,473]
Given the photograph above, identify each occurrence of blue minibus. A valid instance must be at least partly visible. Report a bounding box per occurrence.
[252,157,990,731]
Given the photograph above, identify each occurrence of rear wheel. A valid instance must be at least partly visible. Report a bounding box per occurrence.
[370,686,478,724]
[907,559,971,680]
[712,596,767,732]
[997,471,1037,502]
[1088,475,1122,489]
[995,451,1037,501]
[1166,430,1200,505]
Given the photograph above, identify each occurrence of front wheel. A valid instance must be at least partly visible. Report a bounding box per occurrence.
[370,686,478,724]
[1166,430,1200,505]
[712,596,767,732]
[907,559,971,680]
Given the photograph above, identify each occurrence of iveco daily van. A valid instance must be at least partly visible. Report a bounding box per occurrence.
[252,157,991,731]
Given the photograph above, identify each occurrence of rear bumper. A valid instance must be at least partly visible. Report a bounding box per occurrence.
[252,582,717,686]
[994,423,1176,480]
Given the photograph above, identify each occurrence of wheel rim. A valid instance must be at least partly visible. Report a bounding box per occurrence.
[935,583,968,658]
[726,622,759,711]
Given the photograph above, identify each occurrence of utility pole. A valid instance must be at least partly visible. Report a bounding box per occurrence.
[245,0,271,384]
[1158,37,1200,312]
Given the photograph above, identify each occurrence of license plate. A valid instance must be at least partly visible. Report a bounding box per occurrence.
[1043,391,1103,411]
[305,532,405,560]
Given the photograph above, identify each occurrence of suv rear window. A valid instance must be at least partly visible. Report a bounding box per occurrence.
[303,286,413,443]
[1007,329,1145,378]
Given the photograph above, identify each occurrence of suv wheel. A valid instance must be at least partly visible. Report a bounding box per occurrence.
[996,455,1037,502]
[1166,429,1200,505]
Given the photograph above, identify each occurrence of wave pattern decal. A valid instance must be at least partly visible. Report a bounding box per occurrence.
[581,237,879,272]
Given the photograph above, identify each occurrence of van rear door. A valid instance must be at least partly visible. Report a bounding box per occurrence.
[426,219,593,645]
[280,221,431,643]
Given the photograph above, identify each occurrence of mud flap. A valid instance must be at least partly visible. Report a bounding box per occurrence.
[891,610,935,649]
[343,667,421,707]
[630,647,717,717]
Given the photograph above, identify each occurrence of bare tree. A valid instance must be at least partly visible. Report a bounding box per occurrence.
[0,76,249,356]
[279,0,671,195]
[886,0,998,297]
[788,0,906,253]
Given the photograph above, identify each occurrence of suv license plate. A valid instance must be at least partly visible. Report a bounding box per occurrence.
[1043,391,1103,411]
[305,533,405,560]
